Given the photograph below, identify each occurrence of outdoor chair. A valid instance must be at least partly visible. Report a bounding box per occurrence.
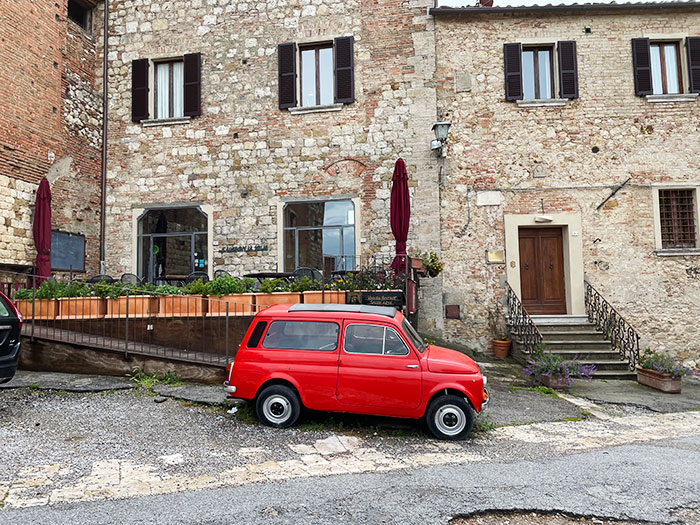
[120,273,142,287]
[87,274,114,284]
[185,271,209,284]
[214,270,230,279]
[292,267,323,283]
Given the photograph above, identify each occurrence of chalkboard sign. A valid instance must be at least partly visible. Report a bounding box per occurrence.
[51,231,85,272]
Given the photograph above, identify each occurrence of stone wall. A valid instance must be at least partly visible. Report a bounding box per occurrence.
[434,8,700,365]
[99,0,443,323]
[0,0,102,273]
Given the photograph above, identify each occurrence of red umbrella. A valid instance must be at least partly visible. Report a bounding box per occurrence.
[390,159,410,273]
[33,178,52,283]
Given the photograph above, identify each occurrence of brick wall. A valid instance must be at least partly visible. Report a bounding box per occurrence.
[434,8,700,365]
[0,0,102,273]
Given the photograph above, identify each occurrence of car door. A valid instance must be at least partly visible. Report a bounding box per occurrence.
[337,321,421,409]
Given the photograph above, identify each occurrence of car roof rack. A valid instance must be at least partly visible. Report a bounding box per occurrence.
[287,304,397,318]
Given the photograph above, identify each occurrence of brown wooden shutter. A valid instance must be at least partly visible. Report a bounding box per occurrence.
[503,43,523,101]
[687,37,700,93]
[183,53,202,117]
[557,41,579,99]
[131,59,149,122]
[334,36,355,104]
[278,42,297,109]
[632,38,652,96]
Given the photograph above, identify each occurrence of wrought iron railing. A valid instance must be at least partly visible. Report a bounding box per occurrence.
[584,281,640,370]
[505,282,543,355]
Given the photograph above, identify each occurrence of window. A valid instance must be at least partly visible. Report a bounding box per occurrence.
[278,37,355,110]
[504,41,578,102]
[402,319,425,353]
[247,321,268,348]
[343,324,409,356]
[659,189,697,249]
[131,54,201,123]
[283,200,356,273]
[67,0,91,31]
[262,321,339,351]
[522,47,554,100]
[136,207,208,282]
[155,61,184,119]
[650,43,681,95]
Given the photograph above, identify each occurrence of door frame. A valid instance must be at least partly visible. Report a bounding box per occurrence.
[504,213,585,315]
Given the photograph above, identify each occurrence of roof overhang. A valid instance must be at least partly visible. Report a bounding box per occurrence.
[430,2,700,15]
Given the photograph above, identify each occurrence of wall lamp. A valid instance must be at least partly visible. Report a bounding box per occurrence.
[431,120,451,157]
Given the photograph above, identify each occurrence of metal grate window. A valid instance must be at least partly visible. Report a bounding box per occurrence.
[659,189,697,249]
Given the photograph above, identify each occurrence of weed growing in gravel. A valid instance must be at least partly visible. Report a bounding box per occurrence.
[233,402,258,424]
[127,367,183,389]
[29,384,40,390]
[472,415,497,433]
[509,385,559,398]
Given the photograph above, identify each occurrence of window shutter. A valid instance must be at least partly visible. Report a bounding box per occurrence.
[557,41,579,99]
[503,43,523,101]
[183,53,202,117]
[278,42,297,109]
[687,37,700,93]
[131,59,149,122]
[334,36,355,104]
[631,38,652,96]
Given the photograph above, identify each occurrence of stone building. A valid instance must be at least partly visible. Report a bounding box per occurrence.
[430,0,700,366]
[0,0,103,276]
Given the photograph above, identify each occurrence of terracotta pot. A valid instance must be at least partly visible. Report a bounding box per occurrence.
[537,374,570,390]
[411,257,428,277]
[58,297,106,319]
[16,299,59,320]
[636,366,682,394]
[207,293,256,316]
[302,290,346,304]
[106,296,158,318]
[492,339,511,359]
[254,292,302,307]
[158,295,208,317]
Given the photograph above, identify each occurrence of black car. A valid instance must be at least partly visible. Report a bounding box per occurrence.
[0,291,22,384]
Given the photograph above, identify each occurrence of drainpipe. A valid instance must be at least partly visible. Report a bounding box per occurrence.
[99,0,109,275]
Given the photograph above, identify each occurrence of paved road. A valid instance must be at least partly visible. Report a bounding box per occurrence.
[3,436,699,525]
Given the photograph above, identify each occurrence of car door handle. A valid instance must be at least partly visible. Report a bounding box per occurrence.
[406,364,418,369]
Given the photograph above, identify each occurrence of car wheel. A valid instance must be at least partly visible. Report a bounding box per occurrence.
[0,377,11,385]
[256,385,301,429]
[425,395,474,440]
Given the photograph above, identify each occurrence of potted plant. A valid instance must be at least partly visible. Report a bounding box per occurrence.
[255,278,301,306]
[523,347,596,389]
[295,277,346,305]
[205,276,256,316]
[59,280,106,319]
[492,336,511,359]
[421,250,444,278]
[15,280,64,319]
[104,282,158,318]
[158,279,207,317]
[636,349,688,394]
[410,256,428,277]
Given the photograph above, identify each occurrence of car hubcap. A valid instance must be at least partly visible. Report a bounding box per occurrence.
[435,404,466,436]
[263,395,292,424]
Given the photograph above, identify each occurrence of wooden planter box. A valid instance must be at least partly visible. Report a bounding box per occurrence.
[636,366,682,394]
[207,293,256,316]
[254,292,302,307]
[536,374,570,390]
[302,291,346,304]
[158,295,208,317]
[106,296,158,318]
[492,339,511,359]
[16,299,60,320]
[411,257,428,277]
[58,297,106,319]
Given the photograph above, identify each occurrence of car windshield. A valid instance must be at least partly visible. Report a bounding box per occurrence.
[402,318,425,353]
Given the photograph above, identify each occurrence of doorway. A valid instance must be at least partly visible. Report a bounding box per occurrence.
[518,227,566,314]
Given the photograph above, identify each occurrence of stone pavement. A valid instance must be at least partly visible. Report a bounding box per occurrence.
[0,371,134,392]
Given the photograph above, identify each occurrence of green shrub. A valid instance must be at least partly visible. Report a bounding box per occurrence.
[183,278,207,295]
[14,288,33,300]
[205,276,255,297]
[63,280,92,298]
[259,278,290,293]
[154,284,183,296]
[289,276,320,292]
[35,280,66,300]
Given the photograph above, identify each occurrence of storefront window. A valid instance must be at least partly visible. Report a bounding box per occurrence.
[137,207,208,282]
[283,200,355,273]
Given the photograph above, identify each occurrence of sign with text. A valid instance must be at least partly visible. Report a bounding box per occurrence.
[347,290,403,308]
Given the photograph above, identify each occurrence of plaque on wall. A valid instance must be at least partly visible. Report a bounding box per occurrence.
[347,290,403,308]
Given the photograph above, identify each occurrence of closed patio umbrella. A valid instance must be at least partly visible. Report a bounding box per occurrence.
[32,178,52,283]
[390,158,410,273]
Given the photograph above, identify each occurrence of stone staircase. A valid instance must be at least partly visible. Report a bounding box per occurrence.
[530,315,637,380]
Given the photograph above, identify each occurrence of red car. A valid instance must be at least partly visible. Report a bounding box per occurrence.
[225,304,488,440]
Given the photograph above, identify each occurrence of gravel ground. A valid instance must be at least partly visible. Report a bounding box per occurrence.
[452,511,646,525]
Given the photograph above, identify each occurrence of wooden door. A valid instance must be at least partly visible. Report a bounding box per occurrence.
[518,227,566,315]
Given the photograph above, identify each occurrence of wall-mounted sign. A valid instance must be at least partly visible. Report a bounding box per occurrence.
[347,291,403,308]
[51,231,85,272]
[220,244,268,254]
[485,250,505,264]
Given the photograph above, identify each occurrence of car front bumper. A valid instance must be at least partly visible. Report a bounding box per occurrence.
[0,341,21,381]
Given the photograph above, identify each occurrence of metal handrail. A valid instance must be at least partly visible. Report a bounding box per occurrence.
[584,281,640,370]
[505,282,543,355]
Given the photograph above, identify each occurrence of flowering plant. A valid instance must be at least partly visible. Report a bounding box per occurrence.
[421,250,444,277]
[523,346,596,388]
[637,349,688,379]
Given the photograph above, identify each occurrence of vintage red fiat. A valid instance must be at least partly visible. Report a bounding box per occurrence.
[224,304,488,440]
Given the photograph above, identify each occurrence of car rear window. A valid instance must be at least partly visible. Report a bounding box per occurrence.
[0,297,12,317]
[261,321,339,351]
[246,321,267,348]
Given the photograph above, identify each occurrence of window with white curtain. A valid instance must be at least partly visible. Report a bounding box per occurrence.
[650,42,682,95]
[155,60,184,119]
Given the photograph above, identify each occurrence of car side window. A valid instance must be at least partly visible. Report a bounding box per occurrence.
[261,321,339,351]
[246,321,267,348]
[344,324,409,356]
[0,297,12,317]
